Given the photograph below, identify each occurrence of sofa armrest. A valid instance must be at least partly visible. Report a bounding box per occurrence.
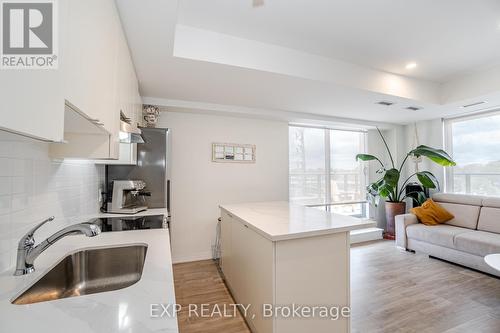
[395,213,418,249]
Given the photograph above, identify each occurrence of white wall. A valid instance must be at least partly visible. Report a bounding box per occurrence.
[403,119,445,188]
[0,131,104,272]
[157,111,289,263]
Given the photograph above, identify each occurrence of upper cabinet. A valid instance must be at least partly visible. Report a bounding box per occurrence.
[0,1,69,142]
[63,0,119,135]
[115,22,142,129]
[0,0,141,160]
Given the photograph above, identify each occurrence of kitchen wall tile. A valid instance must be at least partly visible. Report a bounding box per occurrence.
[0,213,11,271]
[0,158,10,176]
[11,194,29,212]
[0,131,104,273]
[0,195,11,215]
[0,177,11,196]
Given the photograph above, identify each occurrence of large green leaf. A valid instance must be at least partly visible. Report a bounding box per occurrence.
[403,190,428,205]
[378,183,392,198]
[411,145,456,166]
[356,154,384,168]
[383,168,400,187]
[356,154,378,161]
[416,171,439,189]
[417,192,428,205]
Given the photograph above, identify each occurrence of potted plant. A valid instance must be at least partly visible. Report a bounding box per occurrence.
[356,128,456,239]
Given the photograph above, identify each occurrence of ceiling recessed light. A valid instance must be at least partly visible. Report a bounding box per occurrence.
[376,101,395,106]
[405,62,417,70]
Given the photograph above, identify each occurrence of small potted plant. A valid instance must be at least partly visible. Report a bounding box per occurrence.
[356,128,456,239]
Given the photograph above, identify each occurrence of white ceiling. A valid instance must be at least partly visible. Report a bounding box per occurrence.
[116,0,500,126]
[178,0,500,82]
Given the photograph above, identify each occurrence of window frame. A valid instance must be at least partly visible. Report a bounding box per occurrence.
[288,124,369,216]
[444,108,500,195]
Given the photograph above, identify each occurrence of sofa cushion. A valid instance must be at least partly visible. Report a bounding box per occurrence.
[438,202,480,229]
[432,193,484,206]
[477,207,500,234]
[454,231,500,257]
[410,199,454,226]
[406,224,470,249]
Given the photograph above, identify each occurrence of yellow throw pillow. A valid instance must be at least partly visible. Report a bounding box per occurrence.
[410,199,454,226]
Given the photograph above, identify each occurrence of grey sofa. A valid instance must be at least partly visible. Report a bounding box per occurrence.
[396,193,500,277]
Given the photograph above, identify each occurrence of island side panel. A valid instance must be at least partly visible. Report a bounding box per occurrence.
[220,210,233,283]
[220,209,275,333]
[274,232,350,333]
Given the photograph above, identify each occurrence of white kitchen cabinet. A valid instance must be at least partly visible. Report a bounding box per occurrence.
[220,212,274,333]
[63,0,120,135]
[92,12,142,164]
[50,0,141,160]
[0,0,140,160]
[52,0,121,159]
[0,70,65,142]
[220,210,233,282]
[228,214,274,333]
[0,1,69,142]
[220,203,357,333]
[94,143,137,165]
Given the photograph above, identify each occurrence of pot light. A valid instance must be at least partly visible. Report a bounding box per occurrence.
[376,101,395,106]
[405,62,417,70]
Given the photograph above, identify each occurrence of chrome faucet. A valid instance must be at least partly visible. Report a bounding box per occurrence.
[14,216,101,276]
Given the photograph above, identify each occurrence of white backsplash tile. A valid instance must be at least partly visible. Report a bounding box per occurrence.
[0,131,104,273]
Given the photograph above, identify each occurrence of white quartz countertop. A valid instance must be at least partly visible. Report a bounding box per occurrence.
[220,201,376,241]
[0,229,178,333]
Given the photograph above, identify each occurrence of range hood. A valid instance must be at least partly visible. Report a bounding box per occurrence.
[119,111,145,143]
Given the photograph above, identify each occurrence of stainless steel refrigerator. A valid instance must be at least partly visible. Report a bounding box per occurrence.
[105,127,171,213]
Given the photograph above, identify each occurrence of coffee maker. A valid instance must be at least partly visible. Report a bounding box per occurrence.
[107,180,149,214]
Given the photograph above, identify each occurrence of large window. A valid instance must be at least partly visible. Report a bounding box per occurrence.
[445,111,500,196]
[289,125,367,216]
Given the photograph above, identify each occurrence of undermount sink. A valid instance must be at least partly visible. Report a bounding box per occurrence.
[12,244,148,305]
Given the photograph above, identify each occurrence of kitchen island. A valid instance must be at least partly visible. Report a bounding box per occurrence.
[219,201,375,333]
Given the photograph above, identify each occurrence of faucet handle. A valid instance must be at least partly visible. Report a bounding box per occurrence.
[19,216,55,249]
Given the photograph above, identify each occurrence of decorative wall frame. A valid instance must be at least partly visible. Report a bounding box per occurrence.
[212,143,256,163]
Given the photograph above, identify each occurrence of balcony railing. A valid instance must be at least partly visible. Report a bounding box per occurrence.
[452,172,500,196]
[289,171,367,217]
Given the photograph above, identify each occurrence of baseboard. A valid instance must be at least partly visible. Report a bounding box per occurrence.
[171,251,213,264]
[350,227,384,244]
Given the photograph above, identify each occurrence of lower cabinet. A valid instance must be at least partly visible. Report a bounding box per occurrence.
[220,208,350,333]
[231,214,274,333]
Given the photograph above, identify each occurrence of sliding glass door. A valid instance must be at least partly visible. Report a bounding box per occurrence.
[289,125,367,216]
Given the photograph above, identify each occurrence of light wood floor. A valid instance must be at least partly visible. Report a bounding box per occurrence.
[173,240,500,333]
[173,260,250,333]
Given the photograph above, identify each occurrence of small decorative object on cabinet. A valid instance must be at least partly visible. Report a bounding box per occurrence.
[143,105,160,127]
[212,143,256,163]
[356,128,456,240]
